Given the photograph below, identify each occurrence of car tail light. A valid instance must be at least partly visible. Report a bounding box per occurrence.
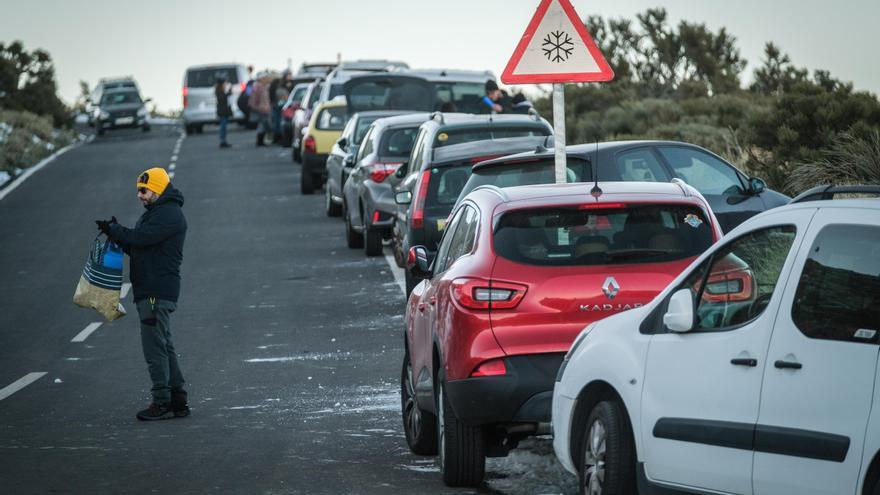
[451,278,527,310]
[372,210,380,223]
[411,169,431,229]
[578,202,626,210]
[182,87,188,108]
[239,82,247,92]
[468,154,504,164]
[304,135,316,154]
[470,358,507,377]
[367,162,402,183]
[704,270,754,302]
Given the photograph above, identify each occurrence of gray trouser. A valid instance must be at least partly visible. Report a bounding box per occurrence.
[136,298,185,404]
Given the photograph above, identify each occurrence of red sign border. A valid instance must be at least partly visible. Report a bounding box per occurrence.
[501,0,614,85]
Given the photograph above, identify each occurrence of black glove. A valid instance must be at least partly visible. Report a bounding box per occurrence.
[95,216,117,235]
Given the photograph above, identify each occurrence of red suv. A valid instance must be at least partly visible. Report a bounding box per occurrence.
[400,181,722,486]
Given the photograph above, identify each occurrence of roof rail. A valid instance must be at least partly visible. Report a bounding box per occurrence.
[471,184,509,202]
[790,184,880,204]
[430,111,444,125]
[670,178,691,197]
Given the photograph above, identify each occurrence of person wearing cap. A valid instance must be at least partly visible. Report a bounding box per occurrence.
[95,167,189,421]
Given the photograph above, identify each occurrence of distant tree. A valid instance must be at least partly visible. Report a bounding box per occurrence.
[0,40,70,127]
[72,80,91,113]
[677,22,745,94]
[750,43,808,94]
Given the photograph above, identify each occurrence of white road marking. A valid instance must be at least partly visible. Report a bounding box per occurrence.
[121,283,131,299]
[168,163,177,171]
[382,248,406,295]
[0,372,47,401]
[168,171,175,179]
[71,322,102,343]
[171,154,178,162]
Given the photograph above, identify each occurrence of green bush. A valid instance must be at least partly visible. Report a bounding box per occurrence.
[0,109,77,174]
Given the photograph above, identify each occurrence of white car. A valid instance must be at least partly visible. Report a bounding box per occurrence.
[552,185,880,495]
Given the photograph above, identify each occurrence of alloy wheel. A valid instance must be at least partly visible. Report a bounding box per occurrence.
[403,361,422,441]
[584,418,607,495]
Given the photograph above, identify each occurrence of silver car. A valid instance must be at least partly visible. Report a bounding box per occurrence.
[182,63,249,134]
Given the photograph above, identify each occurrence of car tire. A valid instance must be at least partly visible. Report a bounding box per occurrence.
[344,203,363,249]
[142,124,150,132]
[438,379,486,487]
[401,349,438,455]
[325,187,342,217]
[293,146,302,163]
[579,400,636,495]
[301,168,315,195]
[96,124,104,136]
[196,124,204,134]
[184,124,195,135]
[364,224,383,257]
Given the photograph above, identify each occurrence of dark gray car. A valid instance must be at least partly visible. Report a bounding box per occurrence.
[95,88,151,136]
[342,113,431,255]
[458,140,790,233]
[324,110,415,217]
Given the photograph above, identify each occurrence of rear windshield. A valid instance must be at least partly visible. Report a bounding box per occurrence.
[349,80,432,111]
[328,83,345,100]
[428,165,472,206]
[458,158,592,202]
[494,204,713,266]
[433,82,485,113]
[379,127,420,156]
[186,67,239,88]
[435,126,550,148]
[101,91,141,105]
[317,107,347,130]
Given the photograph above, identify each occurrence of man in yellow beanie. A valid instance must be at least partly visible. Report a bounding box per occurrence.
[96,167,189,420]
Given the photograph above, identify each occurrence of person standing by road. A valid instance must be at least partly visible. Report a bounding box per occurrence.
[95,168,189,421]
[249,71,272,146]
[215,76,233,148]
[481,79,506,113]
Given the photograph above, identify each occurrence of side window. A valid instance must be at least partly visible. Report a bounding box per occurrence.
[356,127,374,164]
[792,225,880,344]
[433,207,465,274]
[446,206,479,264]
[405,129,427,180]
[614,149,671,182]
[658,147,745,195]
[689,225,797,331]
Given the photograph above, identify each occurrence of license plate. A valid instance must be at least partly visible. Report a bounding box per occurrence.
[115,117,134,125]
[436,219,447,231]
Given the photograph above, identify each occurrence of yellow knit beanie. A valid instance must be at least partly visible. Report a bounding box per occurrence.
[136,167,170,195]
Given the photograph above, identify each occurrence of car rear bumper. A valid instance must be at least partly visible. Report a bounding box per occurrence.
[445,353,564,425]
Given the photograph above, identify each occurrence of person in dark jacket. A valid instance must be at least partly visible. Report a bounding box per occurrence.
[215,76,233,148]
[96,167,189,421]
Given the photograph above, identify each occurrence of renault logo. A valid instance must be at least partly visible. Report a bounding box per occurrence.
[602,276,620,300]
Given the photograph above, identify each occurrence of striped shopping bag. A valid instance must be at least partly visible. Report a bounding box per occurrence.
[72,234,127,321]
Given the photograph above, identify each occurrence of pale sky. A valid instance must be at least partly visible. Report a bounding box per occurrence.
[3,0,878,112]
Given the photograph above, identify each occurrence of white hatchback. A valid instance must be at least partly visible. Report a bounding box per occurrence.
[552,186,880,495]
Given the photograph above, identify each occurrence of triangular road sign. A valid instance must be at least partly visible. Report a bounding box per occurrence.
[501,0,614,84]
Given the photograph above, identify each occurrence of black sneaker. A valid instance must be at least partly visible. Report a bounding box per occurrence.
[171,390,190,418]
[220,142,232,148]
[136,402,173,421]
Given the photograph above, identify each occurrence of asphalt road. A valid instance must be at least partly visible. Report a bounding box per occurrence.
[0,124,576,495]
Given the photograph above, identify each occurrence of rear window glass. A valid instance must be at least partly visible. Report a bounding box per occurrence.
[494,204,713,266]
[186,67,239,88]
[101,91,141,105]
[317,107,347,130]
[328,83,345,100]
[433,82,486,113]
[348,80,432,111]
[428,165,472,206]
[435,126,550,147]
[458,158,592,202]
[379,127,419,156]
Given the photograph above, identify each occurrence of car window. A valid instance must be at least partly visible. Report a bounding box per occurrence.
[458,158,592,202]
[290,86,308,104]
[494,204,714,266]
[380,127,419,156]
[356,127,374,163]
[658,147,744,195]
[405,129,428,179]
[307,83,323,109]
[102,91,141,105]
[614,148,671,182]
[187,67,239,87]
[686,225,797,331]
[435,126,550,148]
[354,117,381,145]
[317,107,346,130]
[428,165,472,206]
[792,224,880,344]
[432,82,485,113]
[433,207,466,274]
[447,206,479,264]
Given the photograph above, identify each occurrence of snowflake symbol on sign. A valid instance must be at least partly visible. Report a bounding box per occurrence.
[542,30,574,63]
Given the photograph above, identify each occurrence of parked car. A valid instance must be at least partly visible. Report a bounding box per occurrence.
[300,99,347,194]
[393,135,554,292]
[88,76,139,126]
[401,181,722,487]
[325,111,420,217]
[460,140,790,233]
[94,88,152,135]
[182,63,249,134]
[551,185,880,495]
[280,82,311,147]
[340,112,427,254]
[295,62,337,78]
[337,59,409,71]
[292,80,324,162]
[388,113,553,288]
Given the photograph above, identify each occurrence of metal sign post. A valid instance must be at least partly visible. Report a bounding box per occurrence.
[552,83,566,183]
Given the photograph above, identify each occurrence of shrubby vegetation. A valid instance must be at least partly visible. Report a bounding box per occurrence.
[533,8,880,194]
[0,109,77,175]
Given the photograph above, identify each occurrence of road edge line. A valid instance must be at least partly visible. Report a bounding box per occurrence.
[0,372,48,401]
[71,322,103,343]
[0,136,93,202]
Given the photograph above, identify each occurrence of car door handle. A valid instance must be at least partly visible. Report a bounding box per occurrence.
[774,360,803,370]
[730,358,757,367]
[429,296,437,305]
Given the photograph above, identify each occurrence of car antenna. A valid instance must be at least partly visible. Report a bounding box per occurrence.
[590,138,602,198]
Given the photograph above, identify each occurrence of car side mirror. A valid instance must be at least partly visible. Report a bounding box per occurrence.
[663,288,695,333]
[749,177,766,195]
[407,246,432,280]
[344,154,355,167]
[395,191,413,205]
[337,137,348,150]
[395,162,409,178]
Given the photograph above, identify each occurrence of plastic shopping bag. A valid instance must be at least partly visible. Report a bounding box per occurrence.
[72,234,127,321]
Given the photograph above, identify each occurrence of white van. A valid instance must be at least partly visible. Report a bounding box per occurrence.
[182,63,249,134]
